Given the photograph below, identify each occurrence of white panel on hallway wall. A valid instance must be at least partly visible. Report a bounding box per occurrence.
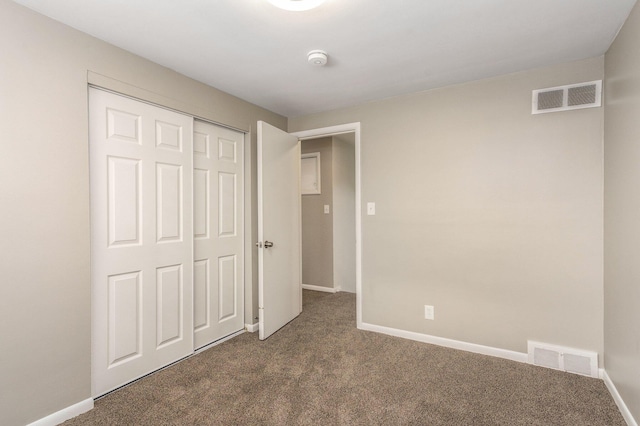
[301,152,321,195]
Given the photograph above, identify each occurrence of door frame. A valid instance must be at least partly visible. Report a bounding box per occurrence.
[291,123,362,328]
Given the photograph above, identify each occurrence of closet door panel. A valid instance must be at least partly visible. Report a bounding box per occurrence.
[90,88,193,397]
[193,120,244,349]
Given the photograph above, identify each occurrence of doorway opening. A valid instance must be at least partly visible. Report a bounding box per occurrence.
[291,123,362,327]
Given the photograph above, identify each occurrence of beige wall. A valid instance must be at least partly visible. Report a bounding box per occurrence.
[604,0,640,421]
[3,0,633,423]
[290,57,605,357]
[301,138,334,288]
[332,134,357,293]
[0,1,285,424]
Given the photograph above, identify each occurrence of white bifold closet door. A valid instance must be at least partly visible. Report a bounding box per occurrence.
[193,120,244,349]
[90,88,194,396]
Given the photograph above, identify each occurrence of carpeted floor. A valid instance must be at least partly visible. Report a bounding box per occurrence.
[65,290,625,425]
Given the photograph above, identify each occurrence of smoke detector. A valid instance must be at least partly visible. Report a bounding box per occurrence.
[308,50,328,67]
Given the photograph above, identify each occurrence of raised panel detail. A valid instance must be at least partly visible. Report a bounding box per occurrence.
[218,172,236,237]
[194,259,210,331]
[156,121,182,151]
[218,138,236,163]
[156,265,183,348]
[218,255,236,321]
[194,131,209,158]
[194,168,209,239]
[107,108,141,144]
[156,163,182,242]
[108,156,140,247]
[108,271,142,366]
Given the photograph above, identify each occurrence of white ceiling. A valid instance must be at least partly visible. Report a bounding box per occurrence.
[12,0,637,117]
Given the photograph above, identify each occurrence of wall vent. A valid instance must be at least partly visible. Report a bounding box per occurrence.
[527,341,598,378]
[532,80,602,114]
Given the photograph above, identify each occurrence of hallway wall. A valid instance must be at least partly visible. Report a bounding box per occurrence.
[332,134,357,293]
[302,138,334,288]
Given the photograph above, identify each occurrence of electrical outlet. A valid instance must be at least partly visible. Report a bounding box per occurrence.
[424,305,434,320]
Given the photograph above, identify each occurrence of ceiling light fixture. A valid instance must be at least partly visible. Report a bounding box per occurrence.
[266,0,326,11]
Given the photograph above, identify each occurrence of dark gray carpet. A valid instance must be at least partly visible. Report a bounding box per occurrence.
[65,290,624,425]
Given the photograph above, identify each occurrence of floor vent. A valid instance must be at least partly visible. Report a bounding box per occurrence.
[527,341,598,378]
[532,80,602,114]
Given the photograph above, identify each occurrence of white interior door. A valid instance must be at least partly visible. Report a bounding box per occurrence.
[90,88,193,396]
[193,120,244,349]
[257,121,302,340]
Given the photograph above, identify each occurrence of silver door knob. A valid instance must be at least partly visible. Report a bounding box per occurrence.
[264,241,274,248]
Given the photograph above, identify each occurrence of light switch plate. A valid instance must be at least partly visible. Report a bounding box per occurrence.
[324,204,330,214]
[424,305,434,320]
[367,202,375,215]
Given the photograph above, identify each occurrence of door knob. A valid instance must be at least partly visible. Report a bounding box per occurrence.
[264,241,274,248]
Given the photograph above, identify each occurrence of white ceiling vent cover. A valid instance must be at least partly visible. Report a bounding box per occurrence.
[528,341,598,378]
[532,80,602,114]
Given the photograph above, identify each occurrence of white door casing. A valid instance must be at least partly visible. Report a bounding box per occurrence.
[257,121,302,340]
[90,88,193,396]
[193,120,244,349]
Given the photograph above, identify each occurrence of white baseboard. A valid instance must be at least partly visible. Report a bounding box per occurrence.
[27,397,94,426]
[603,370,638,426]
[302,284,338,293]
[245,322,259,333]
[359,322,528,364]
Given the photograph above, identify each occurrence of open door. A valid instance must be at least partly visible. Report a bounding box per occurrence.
[257,121,302,340]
